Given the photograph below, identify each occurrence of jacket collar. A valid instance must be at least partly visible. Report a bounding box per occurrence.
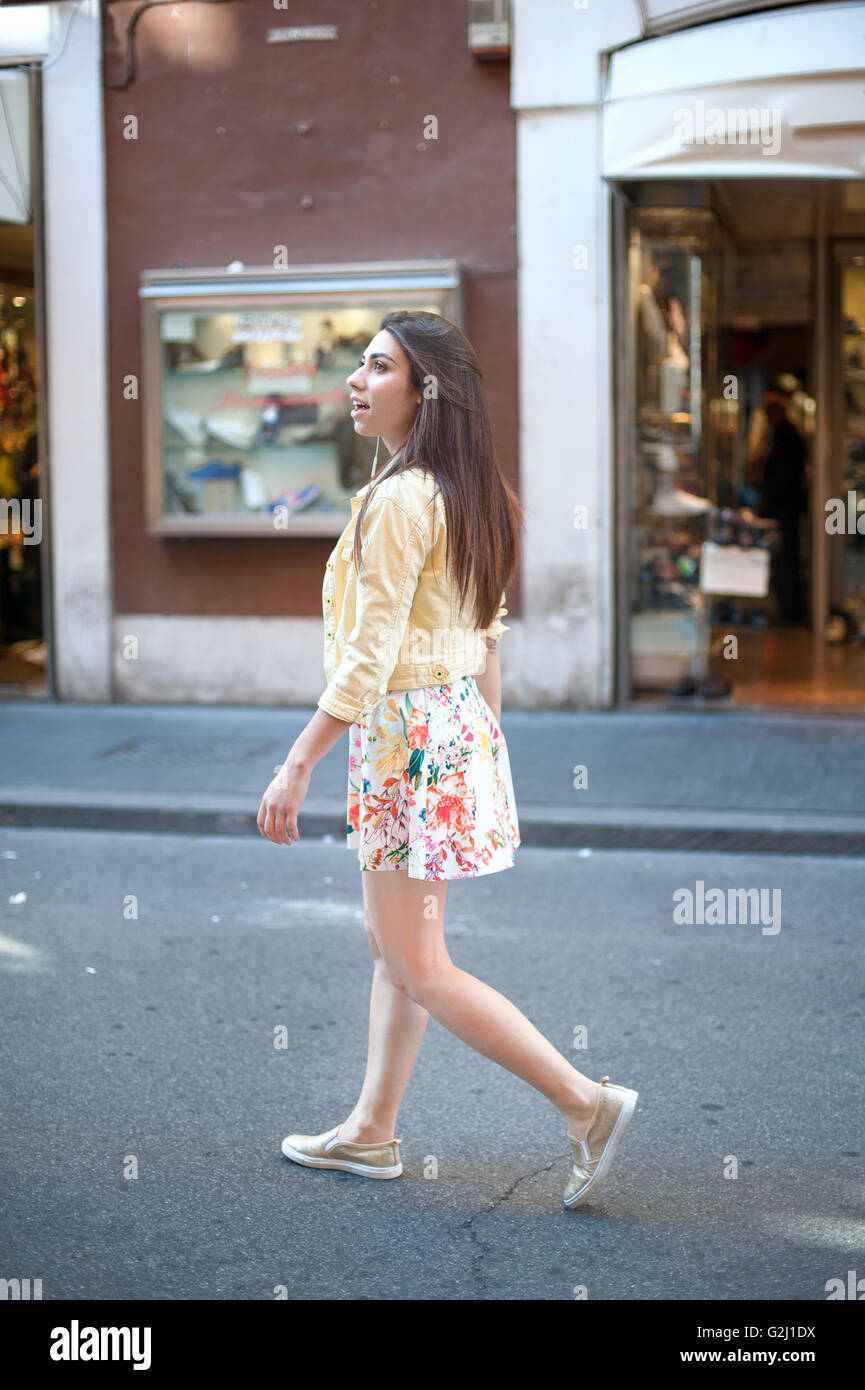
[350,481,371,516]
[350,464,431,515]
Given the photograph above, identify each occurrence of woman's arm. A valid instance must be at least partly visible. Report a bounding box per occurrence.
[259,493,429,845]
[317,494,428,725]
[258,707,352,846]
[289,707,352,771]
[474,639,502,727]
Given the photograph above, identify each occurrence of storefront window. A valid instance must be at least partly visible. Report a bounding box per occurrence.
[0,281,41,668]
[0,282,38,485]
[139,263,463,536]
[624,206,721,692]
[838,257,865,614]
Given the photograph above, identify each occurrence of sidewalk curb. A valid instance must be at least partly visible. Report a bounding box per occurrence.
[2,791,864,856]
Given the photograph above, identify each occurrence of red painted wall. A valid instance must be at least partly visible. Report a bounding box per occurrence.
[104,0,519,617]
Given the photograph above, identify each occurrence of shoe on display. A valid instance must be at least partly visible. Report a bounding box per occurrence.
[204,415,261,450]
[239,467,267,510]
[186,459,241,481]
[259,394,284,446]
[164,406,208,447]
[650,487,712,516]
[267,482,323,516]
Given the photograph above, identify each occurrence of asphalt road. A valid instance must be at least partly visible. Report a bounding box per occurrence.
[2,827,862,1301]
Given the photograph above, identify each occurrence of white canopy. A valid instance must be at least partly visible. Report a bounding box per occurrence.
[603,1,865,179]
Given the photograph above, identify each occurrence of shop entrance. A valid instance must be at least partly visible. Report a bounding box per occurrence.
[0,69,47,696]
[614,177,865,713]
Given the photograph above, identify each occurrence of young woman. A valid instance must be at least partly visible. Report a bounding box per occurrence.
[257,310,637,1208]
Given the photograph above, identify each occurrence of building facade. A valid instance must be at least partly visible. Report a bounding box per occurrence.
[2,0,864,712]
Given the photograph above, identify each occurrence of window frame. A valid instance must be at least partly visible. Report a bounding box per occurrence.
[138,260,464,538]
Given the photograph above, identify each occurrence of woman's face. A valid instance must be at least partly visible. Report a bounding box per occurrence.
[346,329,421,454]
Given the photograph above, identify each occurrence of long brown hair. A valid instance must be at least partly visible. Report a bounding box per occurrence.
[350,309,523,633]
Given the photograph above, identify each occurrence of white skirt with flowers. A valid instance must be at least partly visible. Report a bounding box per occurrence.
[346,676,521,881]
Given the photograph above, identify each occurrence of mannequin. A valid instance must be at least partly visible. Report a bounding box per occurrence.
[659,330,690,414]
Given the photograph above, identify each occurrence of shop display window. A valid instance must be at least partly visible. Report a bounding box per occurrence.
[139,262,463,536]
[0,282,40,650]
[839,258,865,613]
[624,207,722,689]
[0,283,38,490]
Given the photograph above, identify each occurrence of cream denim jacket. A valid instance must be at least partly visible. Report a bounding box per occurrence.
[318,466,509,724]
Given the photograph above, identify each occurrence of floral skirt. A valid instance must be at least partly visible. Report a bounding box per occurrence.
[346,676,521,880]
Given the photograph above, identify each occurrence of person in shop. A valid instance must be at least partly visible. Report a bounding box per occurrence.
[747,389,808,623]
[743,373,808,504]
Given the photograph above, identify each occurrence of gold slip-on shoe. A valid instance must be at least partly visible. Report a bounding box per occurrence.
[281,1124,403,1179]
[563,1076,639,1209]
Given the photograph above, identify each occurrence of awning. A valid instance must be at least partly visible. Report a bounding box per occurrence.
[603,1,865,180]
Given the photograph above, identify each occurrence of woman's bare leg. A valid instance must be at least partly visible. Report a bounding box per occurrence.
[338,871,431,1143]
[346,869,602,1143]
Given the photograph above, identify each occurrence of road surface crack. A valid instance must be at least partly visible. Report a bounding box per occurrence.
[463,1160,556,1293]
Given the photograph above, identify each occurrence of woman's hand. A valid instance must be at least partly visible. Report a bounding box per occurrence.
[257,755,311,846]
